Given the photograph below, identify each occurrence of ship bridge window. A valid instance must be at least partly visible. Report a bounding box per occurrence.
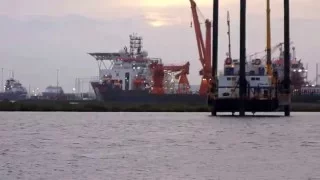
[227,77,231,81]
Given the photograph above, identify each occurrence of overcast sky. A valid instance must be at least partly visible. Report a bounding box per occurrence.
[0,0,319,92]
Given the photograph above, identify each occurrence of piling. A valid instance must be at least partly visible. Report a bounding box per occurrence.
[212,0,218,79]
[211,0,219,116]
[283,0,291,116]
[239,0,247,116]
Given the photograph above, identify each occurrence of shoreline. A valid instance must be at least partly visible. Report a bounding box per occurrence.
[0,100,319,112]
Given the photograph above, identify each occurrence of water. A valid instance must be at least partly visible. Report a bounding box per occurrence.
[0,112,320,180]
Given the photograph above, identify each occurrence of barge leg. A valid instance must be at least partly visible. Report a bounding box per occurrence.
[212,0,218,80]
[209,0,219,117]
[211,107,217,116]
[239,0,247,117]
[283,0,291,116]
[284,105,290,116]
[239,106,245,116]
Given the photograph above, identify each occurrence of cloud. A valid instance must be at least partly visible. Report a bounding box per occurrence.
[144,12,183,27]
[220,0,320,20]
[139,0,197,8]
[1,0,320,22]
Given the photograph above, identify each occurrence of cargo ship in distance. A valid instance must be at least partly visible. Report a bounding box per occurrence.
[0,78,28,101]
[89,34,207,104]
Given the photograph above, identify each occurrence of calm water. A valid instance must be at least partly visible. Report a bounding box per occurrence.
[0,112,320,180]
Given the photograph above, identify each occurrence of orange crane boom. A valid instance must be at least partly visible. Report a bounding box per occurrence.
[164,62,191,94]
[190,0,205,68]
[149,61,165,95]
[189,0,212,96]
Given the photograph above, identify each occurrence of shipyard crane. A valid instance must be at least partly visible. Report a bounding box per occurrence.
[248,50,265,60]
[248,43,281,61]
[248,41,293,63]
[163,62,191,94]
[267,41,293,64]
[174,62,190,94]
[149,61,191,95]
[189,0,212,96]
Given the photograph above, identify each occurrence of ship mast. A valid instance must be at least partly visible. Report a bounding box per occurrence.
[316,64,319,85]
[1,68,3,92]
[292,46,296,60]
[266,0,272,76]
[227,11,232,59]
[129,33,143,57]
[306,63,308,82]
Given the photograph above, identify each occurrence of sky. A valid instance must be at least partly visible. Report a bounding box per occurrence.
[0,0,319,93]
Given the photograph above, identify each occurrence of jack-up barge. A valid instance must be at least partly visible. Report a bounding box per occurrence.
[208,0,292,116]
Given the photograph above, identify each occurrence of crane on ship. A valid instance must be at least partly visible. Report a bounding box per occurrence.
[163,62,191,94]
[149,61,191,95]
[149,61,165,95]
[189,0,212,96]
[248,41,293,63]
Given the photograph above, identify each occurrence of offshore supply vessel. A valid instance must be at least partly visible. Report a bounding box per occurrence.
[89,34,207,104]
[89,0,212,104]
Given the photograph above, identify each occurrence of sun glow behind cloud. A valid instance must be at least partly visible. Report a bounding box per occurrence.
[139,0,232,8]
[1,0,319,20]
[140,0,190,7]
[144,12,183,27]
[137,0,320,28]
[139,0,233,27]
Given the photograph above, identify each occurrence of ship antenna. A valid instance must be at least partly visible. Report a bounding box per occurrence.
[56,69,59,95]
[227,11,232,59]
[129,34,133,57]
[292,46,296,60]
[1,68,2,92]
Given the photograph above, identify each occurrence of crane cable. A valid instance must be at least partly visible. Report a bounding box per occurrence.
[190,2,208,27]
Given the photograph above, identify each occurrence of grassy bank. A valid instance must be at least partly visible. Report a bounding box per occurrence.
[0,100,209,112]
[0,100,319,112]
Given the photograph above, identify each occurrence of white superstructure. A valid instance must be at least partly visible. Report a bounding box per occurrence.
[89,34,182,92]
[98,58,156,91]
[218,57,273,99]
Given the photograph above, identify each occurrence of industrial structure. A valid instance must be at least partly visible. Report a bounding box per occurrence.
[74,77,96,99]
[208,0,292,116]
[88,34,206,103]
[189,0,212,96]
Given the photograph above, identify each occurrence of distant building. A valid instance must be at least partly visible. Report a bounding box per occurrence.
[41,86,65,100]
